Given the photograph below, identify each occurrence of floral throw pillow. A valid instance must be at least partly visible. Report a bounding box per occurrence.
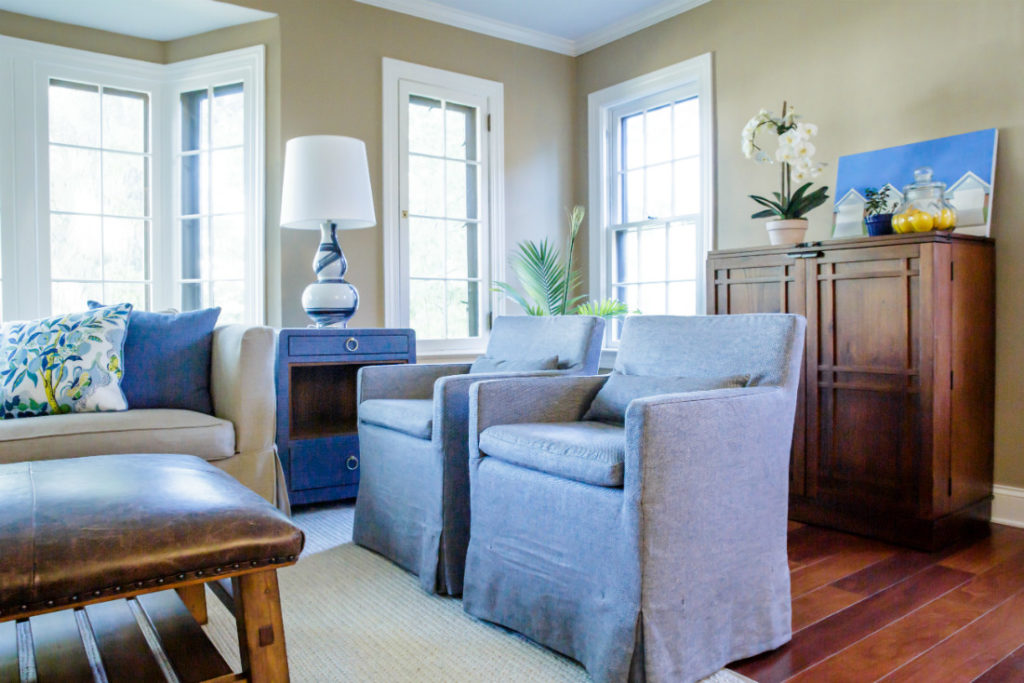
[0,303,132,419]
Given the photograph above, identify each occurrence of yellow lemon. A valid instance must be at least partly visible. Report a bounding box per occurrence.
[892,213,907,234]
[935,208,956,230]
[909,210,934,232]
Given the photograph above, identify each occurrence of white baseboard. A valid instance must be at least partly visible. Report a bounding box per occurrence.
[992,484,1024,529]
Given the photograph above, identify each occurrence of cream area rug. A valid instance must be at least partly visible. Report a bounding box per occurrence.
[203,502,755,682]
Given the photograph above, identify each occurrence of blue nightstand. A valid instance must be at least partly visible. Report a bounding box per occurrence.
[276,327,416,506]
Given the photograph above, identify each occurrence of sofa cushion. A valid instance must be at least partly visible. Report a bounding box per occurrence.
[0,303,132,419]
[359,399,434,440]
[469,355,559,374]
[479,421,625,487]
[0,409,236,465]
[583,371,751,424]
[89,302,220,413]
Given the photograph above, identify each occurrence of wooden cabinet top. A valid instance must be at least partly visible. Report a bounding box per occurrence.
[710,232,993,259]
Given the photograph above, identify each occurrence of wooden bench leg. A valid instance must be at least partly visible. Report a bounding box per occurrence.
[176,584,208,625]
[233,570,289,683]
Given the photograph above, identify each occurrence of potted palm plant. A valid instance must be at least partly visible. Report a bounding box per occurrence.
[863,186,895,236]
[494,206,629,318]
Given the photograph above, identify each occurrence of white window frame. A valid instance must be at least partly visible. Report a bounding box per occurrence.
[587,53,715,348]
[382,57,505,356]
[0,35,264,323]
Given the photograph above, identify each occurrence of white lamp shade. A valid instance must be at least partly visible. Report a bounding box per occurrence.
[280,135,376,230]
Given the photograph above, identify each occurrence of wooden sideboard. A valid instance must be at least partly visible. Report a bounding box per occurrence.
[707,233,995,550]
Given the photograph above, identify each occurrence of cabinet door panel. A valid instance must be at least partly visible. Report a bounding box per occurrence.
[707,253,808,495]
[810,244,924,513]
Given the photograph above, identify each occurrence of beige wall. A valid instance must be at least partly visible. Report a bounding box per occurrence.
[575,0,1024,487]
[0,9,164,61]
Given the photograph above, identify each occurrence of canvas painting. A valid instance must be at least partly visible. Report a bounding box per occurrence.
[832,128,998,238]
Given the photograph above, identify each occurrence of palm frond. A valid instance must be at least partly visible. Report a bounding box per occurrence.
[575,298,630,319]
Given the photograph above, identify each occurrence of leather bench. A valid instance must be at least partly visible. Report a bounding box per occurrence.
[0,453,305,682]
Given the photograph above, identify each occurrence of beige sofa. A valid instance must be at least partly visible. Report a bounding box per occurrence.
[0,324,288,511]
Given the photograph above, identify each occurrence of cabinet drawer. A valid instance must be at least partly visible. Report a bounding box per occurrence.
[288,333,409,357]
[288,436,360,491]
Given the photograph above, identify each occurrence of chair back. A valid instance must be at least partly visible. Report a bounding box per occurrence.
[614,314,805,388]
[484,316,605,374]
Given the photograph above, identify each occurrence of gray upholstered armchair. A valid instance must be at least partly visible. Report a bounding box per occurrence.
[353,315,605,595]
[462,314,806,683]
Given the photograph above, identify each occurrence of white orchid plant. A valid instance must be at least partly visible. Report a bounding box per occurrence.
[742,102,829,220]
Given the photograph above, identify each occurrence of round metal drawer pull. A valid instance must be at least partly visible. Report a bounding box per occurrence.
[346,455,359,470]
[345,337,359,352]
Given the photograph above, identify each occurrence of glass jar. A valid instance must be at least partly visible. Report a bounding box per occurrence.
[891,167,957,234]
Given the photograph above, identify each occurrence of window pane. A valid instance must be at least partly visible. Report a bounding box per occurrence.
[103,88,148,153]
[51,214,102,281]
[181,218,202,280]
[614,229,638,284]
[181,153,209,216]
[408,218,445,278]
[645,105,671,166]
[624,169,644,223]
[446,161,477,219]
[446,221,477,279]
[673,97,699,159]
[211,281,245,323]
[446,280,478,338]
[639,227,666,283]
[446,102,477,160]
[409,279,446,339]
[103,282,148,310]
[211,148,244,214]
[673,158,700,216]
[409,155,445,216]
[646,163,671,219]
[103,152,147,217]
[49,81,100,148]
[181,89,209,152]
[211,215,245,280]
[623,113,643,170]
[640,282,666,316]
[212,83,244,148]
[182,282,203,311]
[104,218,148,281]
[50,146,101,214]
[51,282,103,315]
[668,221,698,281]
[408,95,444,157]
[667,281,697,316]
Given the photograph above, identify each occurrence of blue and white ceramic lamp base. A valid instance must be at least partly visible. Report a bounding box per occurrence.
[303,221,359,328]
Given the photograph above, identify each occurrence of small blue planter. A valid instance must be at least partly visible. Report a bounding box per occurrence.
[865,213,894,236]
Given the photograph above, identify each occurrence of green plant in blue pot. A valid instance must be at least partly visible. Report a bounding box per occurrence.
[864,186,896,236]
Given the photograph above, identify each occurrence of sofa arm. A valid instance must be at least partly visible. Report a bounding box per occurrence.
[211,325,276,455]
[357,363,472,403]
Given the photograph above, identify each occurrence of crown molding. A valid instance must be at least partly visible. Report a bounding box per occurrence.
[354,0,711,57]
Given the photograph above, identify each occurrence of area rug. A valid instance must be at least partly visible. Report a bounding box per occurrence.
[203,503,754,682]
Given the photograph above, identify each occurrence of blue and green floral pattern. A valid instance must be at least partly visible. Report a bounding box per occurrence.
[0,303,132,419]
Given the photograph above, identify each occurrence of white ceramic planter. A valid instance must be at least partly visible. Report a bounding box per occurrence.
[766,218,809,246]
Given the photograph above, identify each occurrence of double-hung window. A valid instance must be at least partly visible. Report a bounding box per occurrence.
[0,36,263,323]
[382,58,504,355]
[588,54,714,341]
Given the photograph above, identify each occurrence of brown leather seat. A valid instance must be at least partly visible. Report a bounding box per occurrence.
[0,453,304,617]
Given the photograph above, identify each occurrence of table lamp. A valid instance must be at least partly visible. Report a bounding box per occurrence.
[280,135,376,327]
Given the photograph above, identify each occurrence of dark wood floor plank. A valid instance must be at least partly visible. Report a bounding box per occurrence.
[974,642,1024,682]
[790,545,894,598]
[136,591,232,681]
[940,524,1024,574]
[28,609,94,682]
[833,548,949,596]
[85,599,167,681]
[881,587,1024,682]
[786,524,864,565]
[791,586,864,632]
[787,548,1024,682]
[0,620,18,682]
[734,564,973,682]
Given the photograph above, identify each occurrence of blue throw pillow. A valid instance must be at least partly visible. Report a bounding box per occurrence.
[89,302,220,413]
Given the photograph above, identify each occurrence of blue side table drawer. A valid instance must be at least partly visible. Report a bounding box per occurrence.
[289,437,360,491]
[288,333,410,357]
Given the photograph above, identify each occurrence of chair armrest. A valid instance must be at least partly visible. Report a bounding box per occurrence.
[357,363,471,402]
[210,325,276,455]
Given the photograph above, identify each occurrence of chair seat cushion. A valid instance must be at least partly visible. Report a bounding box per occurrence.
[479,421,625,487]
[0,409,236,465]
[360,399,434,440]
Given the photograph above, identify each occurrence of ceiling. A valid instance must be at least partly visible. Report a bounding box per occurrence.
[0,0,275,41]
[355,0,711,55]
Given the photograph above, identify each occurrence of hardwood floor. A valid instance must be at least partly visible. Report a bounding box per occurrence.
[729,521,1024,682]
